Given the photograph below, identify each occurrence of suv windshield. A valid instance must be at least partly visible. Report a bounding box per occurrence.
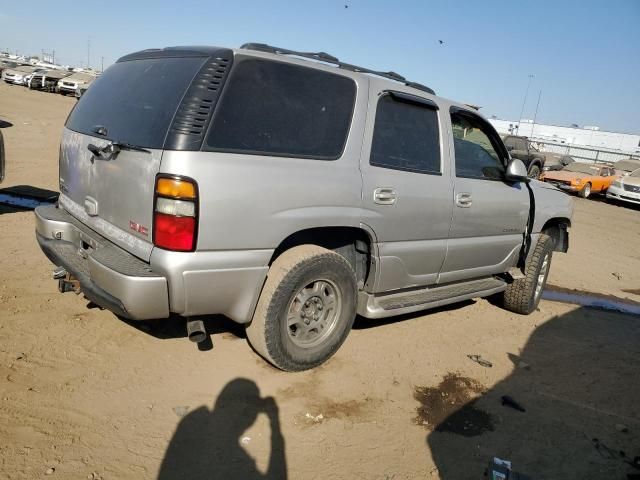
[65,57,206,149]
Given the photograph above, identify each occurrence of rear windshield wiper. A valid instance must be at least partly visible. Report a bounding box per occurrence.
[87,141,151,158]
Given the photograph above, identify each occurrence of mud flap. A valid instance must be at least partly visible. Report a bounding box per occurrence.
[517,181,536,275]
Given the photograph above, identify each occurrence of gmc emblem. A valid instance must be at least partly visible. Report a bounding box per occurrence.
[129,221,149,236]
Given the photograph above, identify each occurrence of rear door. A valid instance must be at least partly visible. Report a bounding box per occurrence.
[59,56,207,261]
[360,82,452,292]
[439,108,529,283]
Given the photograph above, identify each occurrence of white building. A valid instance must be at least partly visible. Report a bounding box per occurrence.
[488,118,640,155]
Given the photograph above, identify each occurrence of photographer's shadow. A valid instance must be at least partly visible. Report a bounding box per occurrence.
[158,378,287,480]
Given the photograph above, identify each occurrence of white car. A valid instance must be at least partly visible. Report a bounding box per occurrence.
[607,168,640,206]
[57,72,96,95]
[1,65,39,85]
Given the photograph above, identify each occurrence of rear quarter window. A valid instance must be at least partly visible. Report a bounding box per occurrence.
[205,58,356,159]
[65,57,206,149]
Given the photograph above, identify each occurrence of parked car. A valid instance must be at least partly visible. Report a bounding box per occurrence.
[541,153,574,172]
[541,162,616,198]
[606,168,640,206]
[29,69,71,92]
[501,135,549,178]
[57,72,96,95]
[34,44,572,371]
[1,65,39,85]
[612,158,640,177]
[22,68,48,87]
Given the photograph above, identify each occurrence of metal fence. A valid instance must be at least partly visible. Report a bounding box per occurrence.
[532,140,640,165]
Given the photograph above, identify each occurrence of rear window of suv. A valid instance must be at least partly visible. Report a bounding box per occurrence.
[205,58,356,159]
[65,57,206,149]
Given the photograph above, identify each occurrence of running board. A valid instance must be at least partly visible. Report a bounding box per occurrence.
[357,277,507,319]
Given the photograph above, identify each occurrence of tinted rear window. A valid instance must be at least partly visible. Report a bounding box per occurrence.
[65,57,205,148]
[205,58,356,159]
[370,94,440,174]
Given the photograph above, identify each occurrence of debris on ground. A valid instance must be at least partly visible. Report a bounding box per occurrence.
[305,412,324,423]
[612,272,623,280]
[172,406,189,418]
[501,395,526,412]
[467,354,493,368]
[45,467,55,475]
[241,436,251,444]
[486,457,531,479]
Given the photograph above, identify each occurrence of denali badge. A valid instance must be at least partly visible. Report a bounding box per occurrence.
[129,221,148,236]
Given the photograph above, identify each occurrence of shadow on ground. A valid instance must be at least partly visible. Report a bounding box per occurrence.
[0,119,12,128]
[158,378,287,480]
[0,185,58,215]
[426,306,640,479]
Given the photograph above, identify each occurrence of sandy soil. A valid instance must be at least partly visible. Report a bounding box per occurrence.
[1,82,639,479]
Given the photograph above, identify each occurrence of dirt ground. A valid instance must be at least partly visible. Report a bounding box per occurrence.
[1,82,639,479]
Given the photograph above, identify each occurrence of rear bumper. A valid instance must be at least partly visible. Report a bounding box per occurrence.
[35,205,271,323]
[35,206,169,320]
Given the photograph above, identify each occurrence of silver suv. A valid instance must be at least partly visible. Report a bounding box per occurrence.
[35,44,573,371]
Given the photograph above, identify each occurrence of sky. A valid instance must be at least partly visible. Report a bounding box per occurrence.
[1,0,639,133]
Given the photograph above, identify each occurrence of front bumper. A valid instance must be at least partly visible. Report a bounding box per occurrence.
[543,180,579,192]
[606,184,640,205]
[35,205,271,323]
[58,84,77,93]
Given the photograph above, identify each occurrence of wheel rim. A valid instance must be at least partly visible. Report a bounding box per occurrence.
[534,253,550,301]
[286,279,342,348]
[583,184,591,197]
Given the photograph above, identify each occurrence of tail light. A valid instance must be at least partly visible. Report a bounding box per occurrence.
[153,176,198,252]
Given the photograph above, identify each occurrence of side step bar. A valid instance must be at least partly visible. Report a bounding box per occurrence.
[357,277,507,319]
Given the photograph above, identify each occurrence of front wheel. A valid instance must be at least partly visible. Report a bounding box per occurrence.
[500,234,554,315]
[246,245,357,371]
[527,164,541,179]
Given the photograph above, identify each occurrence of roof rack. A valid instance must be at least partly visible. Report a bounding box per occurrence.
[240,43,435,95]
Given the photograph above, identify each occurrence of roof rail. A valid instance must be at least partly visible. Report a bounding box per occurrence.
[240,43,435,95]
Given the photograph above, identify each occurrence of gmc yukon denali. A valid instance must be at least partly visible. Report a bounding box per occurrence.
[35,44,573,371]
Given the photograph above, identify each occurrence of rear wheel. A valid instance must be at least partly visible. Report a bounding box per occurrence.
[246,245,357,371]
[578,182,591,198]
[500,234,554,314]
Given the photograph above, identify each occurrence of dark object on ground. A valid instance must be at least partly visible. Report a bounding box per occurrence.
[486,458,532,479]
[0,128,4,183]
[501,395,526,412]
[467,354,493,367]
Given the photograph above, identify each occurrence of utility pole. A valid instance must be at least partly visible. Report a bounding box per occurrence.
[517,74,534,134]
[530,90,542,139]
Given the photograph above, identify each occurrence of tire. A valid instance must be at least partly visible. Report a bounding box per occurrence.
[578,182,591,198]
[527,164,541,179]
[246,245,357,371]
[501,234,554,315]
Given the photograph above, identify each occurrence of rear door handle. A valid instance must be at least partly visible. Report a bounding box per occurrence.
[455,192,472,208]
[374,188,397,205]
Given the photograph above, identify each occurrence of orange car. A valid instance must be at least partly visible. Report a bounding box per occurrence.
[540,163,616,198]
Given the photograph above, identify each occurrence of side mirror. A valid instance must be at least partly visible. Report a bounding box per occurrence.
[505,159,530,182]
